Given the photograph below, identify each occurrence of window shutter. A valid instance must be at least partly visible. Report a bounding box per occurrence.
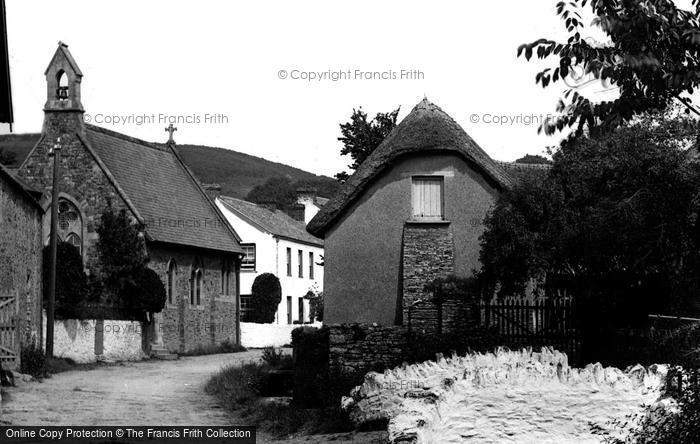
[412,177,443,219]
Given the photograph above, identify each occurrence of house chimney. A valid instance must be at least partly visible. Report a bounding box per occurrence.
[296,188,321,224]
[296,187,317,202]
[288,204,305,223]
[202,183,221,199]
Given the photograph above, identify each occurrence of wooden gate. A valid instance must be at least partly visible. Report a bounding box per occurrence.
[0,292,20,368]
[481,298,580,365]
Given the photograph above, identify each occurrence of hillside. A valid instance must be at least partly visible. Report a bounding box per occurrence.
[0,133,337,199]
[175,143,336,199]
[0,133,39,166]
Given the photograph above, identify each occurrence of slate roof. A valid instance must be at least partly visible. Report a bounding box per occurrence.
[0,162,43,209]
[82,124,242,253]
[218,196,324,247]
[307,99,513,237]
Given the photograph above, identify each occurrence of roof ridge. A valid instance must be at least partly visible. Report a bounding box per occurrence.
[219,195,256,205]
[86,124,166,151]
[497,160,552,169]
[0,163,43,209]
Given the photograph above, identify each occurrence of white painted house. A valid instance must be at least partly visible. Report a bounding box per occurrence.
[216,196,324,330]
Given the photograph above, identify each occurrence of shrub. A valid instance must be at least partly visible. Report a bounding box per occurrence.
[262,346,283,367]
[42,242,88,318]
[95,207,168,320]
[650,324,700,367]
[305,289,324,322]
[404,327,503,364]
[119,267,166,320]
[95,207,148,289]
[205,362,270,407]
[250,273,282,323]
[291,326,329,407]
[181,340,246,357]
[20,342,46,377]
[600,368,700,444]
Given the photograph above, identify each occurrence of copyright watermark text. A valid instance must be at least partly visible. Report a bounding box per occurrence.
[469,112,565,127]
[83,113,229,126]
[277,68,424,82]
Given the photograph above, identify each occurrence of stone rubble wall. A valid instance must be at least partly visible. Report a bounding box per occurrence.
[42,313,145,363]
[329,323,408,374]
[342,348,670,443]
[241,321,322,348]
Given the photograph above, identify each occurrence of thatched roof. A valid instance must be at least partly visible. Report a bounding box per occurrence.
[307,99,513,237]
[496,161,551,184]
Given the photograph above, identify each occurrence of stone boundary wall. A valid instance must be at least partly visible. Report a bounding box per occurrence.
[241,322,322,348]
[342,348,669,443]
[329,323,408,374]
[42,313,145,363]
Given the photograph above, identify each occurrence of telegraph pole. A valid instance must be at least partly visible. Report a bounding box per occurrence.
[46,137,61,358]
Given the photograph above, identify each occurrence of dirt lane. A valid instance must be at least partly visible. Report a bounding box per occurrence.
[1,351,387,443]
[1,351,263,426]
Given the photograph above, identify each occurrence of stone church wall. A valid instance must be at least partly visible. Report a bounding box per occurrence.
[149,245,239,353]
[19,113,131,268]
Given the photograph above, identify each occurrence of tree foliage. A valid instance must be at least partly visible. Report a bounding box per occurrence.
[246,177,297,210]
[42,242,88,318]
[119,267,166,319]
[246,176,340,214]
[250,273,282,323]
[598,368,700,444]
[304,289,324,322]
[518,0,700,137]
[479,111,700,315]
[96,207,148,291]
[95,206,165,319]
[515,154,552,164]
[335,107,400,181]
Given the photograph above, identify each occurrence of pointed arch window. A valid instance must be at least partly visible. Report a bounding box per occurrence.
[56,198,83,254]
[167,259,177,305]
[190,258,203,306]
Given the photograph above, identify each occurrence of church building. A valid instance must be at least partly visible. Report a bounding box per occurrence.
[16,42,244,354]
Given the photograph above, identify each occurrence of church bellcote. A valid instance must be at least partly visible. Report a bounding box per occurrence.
[44,42,84,112]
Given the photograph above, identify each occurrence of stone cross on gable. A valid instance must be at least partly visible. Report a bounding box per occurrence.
[165,124,177,143]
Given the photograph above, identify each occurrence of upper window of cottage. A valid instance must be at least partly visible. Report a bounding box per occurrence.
[240,244,256,271]
[411,176,444,221]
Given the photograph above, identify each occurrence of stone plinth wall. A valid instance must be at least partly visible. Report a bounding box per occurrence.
[329,323,408,374]
[42,313,145,363]
[241,322,322,348]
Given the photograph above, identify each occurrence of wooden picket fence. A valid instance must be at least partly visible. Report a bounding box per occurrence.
[480,298,581,365]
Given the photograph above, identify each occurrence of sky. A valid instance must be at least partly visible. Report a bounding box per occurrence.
[3,0,697,177]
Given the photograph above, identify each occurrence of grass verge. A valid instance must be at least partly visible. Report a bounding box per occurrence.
[205,361,355,438]
[180,340,247,357]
